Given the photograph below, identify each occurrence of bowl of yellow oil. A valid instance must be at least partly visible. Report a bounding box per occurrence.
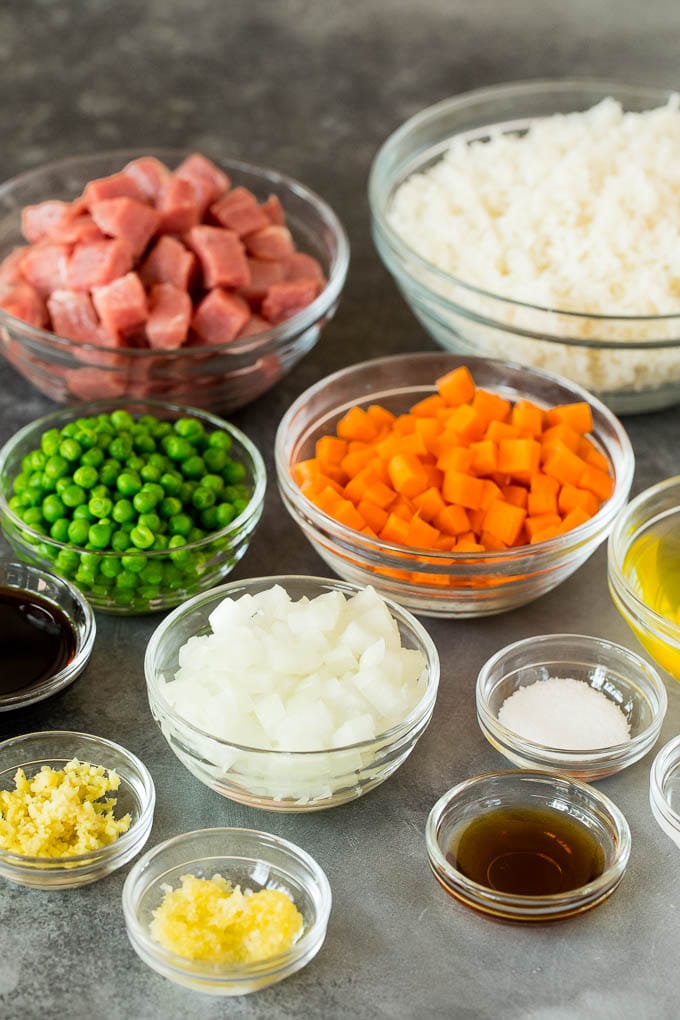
[608,475,680,681]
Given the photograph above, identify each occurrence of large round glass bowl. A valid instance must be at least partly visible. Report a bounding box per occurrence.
[0,561,96,711]
[650,736,680,850]
[0,149,349,412]
[0,398,266,614]
[608,475,680,680]
[369,80,680,414]
[122,827,331,996]
[0,730,155,890]
[426,770,631,922]
[476,634,667,782]
[144,575,439,811]
[275,352,634,618]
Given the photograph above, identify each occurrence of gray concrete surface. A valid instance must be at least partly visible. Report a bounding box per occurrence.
[1,1,680,1017]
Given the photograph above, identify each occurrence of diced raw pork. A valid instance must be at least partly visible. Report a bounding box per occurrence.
[244,225,295,261]
[191,288,250,344]
[146,283,192,349]
[66,367,127,400]
[92,272,148,335]
[123,156,171,202]
[21,201,74,243]
[186,226,250,289]
[0,280,47,327]
[90,197,160,257]
[262,279,318,324]
[20,243,70,296]
[139,235,196,290]
[175,154,230,214]
[68,238,133,290]
[237,313,270,338]
[261,194,285,225]
[47,289,112,344]
[284,252,325,284]
[210,187,269,237]
[237,258,286,304]
[156,176,200,233]
[83,172,148,207]
[48,214,104,245]
[0,247,29,285]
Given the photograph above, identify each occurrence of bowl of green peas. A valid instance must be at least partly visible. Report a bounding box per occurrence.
[0,399,266,614]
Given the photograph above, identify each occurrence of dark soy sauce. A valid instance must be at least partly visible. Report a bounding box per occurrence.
[0,587,76,695]
[448,806,605,896]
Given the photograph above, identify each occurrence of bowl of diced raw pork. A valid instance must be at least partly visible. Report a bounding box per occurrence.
[0,151,349,411]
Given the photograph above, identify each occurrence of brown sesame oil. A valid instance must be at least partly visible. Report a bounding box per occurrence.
[0,587,76,695]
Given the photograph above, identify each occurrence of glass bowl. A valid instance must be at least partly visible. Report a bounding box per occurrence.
[608,475,680,680]
[426,770,631,922]
[0,730,155,889]
[650,736,680,850]
[0,149,349,412]
[144,574,439,811]
[0,561,95,711]
[275,352,634,618]
[0,398,266,614]
[122,827,331,996]
[369,79,680,414]
[476,633,667,781]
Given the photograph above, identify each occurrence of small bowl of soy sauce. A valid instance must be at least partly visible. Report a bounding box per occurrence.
[0,561,95,711]
[426,770,631,923]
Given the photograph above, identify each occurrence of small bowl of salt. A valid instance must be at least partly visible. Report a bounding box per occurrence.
[476,633,667,781]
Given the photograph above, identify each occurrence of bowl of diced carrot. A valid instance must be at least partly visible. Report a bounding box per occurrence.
[0,150,348,412]
[275,353,634,617]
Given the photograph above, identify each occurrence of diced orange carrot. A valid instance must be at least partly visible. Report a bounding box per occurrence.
[393,414,417,435]
[293,458,323,485]
[357,499,388,533]
[436,365,475,406]
[578,437,610,473]
[498,438,542,476]
[511,399,544,437]
[545,402,593,434]
[362,480,398,509]
[527,473,560,517]
[315,435,348,467]
[525,514,562,540]
[485,420,522,442]
[579,463,614,502]
[541,423,582,454]
[469,440,498,476]
[367,404,396,429]
[472,388,511,426]
[480,530,509,551]
[437,446,473,473]
[387,453,429,498]
[542,443,587,487]
[557,484,599,518]
[413,416,441,452]
[468,507,486,534]
[446,403,486,443]
[413,486,447,522]
[391,497,416,521]
[410,394,445,417]
[482,499,527,546]
[404,515,441,548]
[336,406,379,442]
[480,479,502,510]
[341,447,376,477]
[442,471,486,509]
[330,499,366,530]
[344,467,380,504]
[454,538,484,552]
[379,513,410,545]
[435,504,471,536]
[530,524,563,544]
[502,484,528,509]
[559,506,591,533]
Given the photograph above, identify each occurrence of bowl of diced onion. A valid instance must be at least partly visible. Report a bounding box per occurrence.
[144,575,439,811]
[369,79,680,414]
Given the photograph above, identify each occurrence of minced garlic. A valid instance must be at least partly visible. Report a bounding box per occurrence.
[0,759,131,857]
[150,873,304,965]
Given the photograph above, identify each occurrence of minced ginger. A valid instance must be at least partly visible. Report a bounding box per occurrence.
[150,873,304,964]
[0,759,131,857]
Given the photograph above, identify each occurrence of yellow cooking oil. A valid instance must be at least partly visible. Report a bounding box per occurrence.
[622,511,680,679]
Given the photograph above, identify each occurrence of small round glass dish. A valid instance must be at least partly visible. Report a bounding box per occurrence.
[144,575,439,811]
[275,352,633,618]
[122,827,332,996]
[0,730,155,889]
[0,149,349,412]
[426,770,631,922]
[476,633,667,781]
[608,474,680,681]
[0,398,265,614]
[369,79,680,414]
[650,735,680,850]
[0,561,95,711]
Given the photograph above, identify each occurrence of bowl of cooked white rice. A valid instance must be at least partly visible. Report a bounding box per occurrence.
[369,79,680,414]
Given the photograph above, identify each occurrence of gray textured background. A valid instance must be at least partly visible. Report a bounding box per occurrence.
[1,1,680,1018]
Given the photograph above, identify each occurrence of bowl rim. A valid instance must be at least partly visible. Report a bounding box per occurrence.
[650,735,680,832]
[0,729,156,868]
[121,825,332,982]
[369,77,680,333]
[608,474,680,644]
[144,573,440,755]
[426,768,632,910]
[0,147,350,358]
[475,631,668,761]
[0,561,97,711]
[0,396,267,561]
[275,352,635,568]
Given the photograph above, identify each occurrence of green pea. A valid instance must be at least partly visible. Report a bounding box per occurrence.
[8,495,22,513]
[117,471,142,497]
[89,496,113,519]
[99,557,122,579]
[164,435,193,462]
[27,449,47,472]
[88,523,112,549]
[55,476,72,496]
[208,430,232,452]
[191,486,215,511]
[160,472,182,496]
[111,529,132,552]
[203,447,227,472]
[40,428,62,456]
[169,513,193,538]
[151,421,173,440]
[38,473,57,493]
[80,551,100,572]
[181,455,205,479]
[168,534,190,566]
[137,415,158,430]
[188,527,205,543]
[96,431,112,450]
[200,507,219,530]
[75,567,97,588]
[130,525,154,550]
[159,496,182,520]
[222,459,246,484]
[110,409,135,432]
[232,497,248,515]
[138,585,161,601]
[201,473,224,494]
[109,435,132,461]
[61,484,86,508]
[45,455,70,481]
[151,534,169,551]
[82,447,105,468]
[174,417,205,441]
[68,519,90,546]
[112,499,135,524]
[121,553,147,573]
[55,548,79,572]
[42,494,66,523]
[73,465,99,489]
[116,569,139,591]
[133,488,158,514]
[139,561,163,585]
[127,454,145,473]
[73,504,94,522]
[140,463,161,483]
[134,433,156,454]
[59,438,82,462]
[21,506,44,527]
[50,518,70,542]
[90,484,109,499]
[138,512,161,533]
[12,472,28,494]
[96,414,115,433]
[99,458,122,486]
[215,502,237,527]
[178,481,196,505]
[18,489,42,508]
[162,563,185,588]
[148,452,168,471]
